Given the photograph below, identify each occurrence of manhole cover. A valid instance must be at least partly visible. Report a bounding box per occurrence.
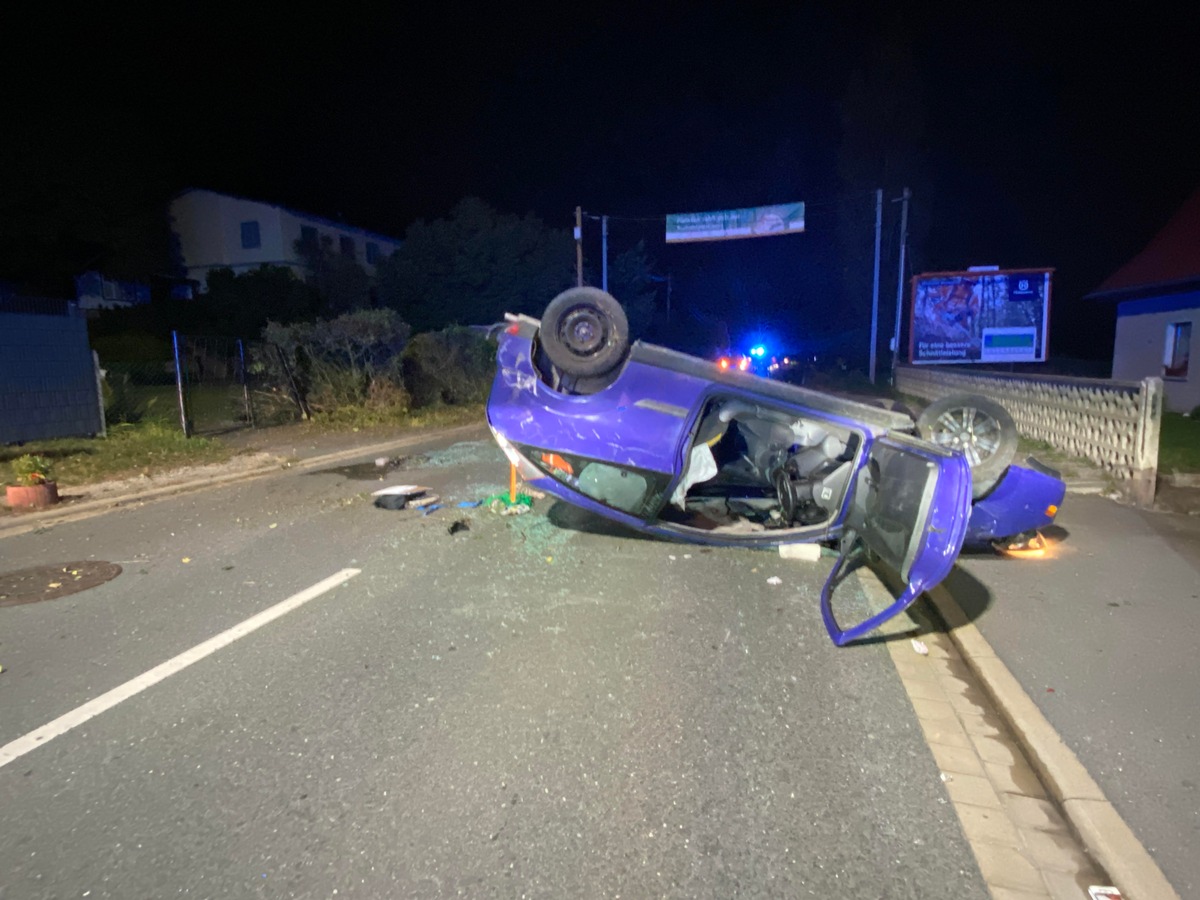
[0,562,123,607]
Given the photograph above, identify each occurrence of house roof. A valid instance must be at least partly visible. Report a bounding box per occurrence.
[172,188,403,246]
[1088,187,1200,299]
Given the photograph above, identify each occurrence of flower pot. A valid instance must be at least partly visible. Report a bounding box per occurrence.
[5,481,59,509]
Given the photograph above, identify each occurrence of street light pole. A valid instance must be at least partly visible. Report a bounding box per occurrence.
[574,206,583,287]
[868,188,883,383]
[890,187,911,384]
[601,215,609,292]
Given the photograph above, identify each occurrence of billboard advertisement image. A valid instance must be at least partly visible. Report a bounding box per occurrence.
[909,268,1052,365]
[665,202,805,243]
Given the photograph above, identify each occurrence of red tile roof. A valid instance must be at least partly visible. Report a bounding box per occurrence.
[1090,187,1200,297]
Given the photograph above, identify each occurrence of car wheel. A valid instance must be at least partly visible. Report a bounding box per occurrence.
[916,394,1018,498]
[539,287,630,379]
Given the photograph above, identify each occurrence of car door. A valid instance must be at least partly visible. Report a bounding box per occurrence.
[820,432,973,646]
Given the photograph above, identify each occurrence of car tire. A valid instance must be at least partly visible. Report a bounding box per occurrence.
[539,287,630,379]
[916,394,1018,498]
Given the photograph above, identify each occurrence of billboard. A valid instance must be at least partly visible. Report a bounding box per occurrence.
[665,202,804,243]
[909,268,1052,365]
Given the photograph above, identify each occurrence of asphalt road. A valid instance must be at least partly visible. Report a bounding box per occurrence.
[1,433,988,899]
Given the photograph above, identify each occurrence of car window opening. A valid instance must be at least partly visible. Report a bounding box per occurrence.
[661,396,860,536]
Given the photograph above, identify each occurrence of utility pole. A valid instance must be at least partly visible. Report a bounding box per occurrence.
[601,215,609,292]
[666,273,672,320]
[890,187,911,384]
[574,206,583,287]
[868,188,883,384]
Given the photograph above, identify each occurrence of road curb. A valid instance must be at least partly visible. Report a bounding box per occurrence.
[926,584,1181,900]
[0,423,488,538]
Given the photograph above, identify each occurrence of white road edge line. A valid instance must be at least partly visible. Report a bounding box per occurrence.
[0,567,362,770]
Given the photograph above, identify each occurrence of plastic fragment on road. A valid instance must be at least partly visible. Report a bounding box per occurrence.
[372,484,434,510]
[481,491,534,516]
[370,484,431,498]
[448,519,470,535]
[1087,888,1123,900]
[766,576,782,585]
[911,639,929,655]
[778,543,821,562]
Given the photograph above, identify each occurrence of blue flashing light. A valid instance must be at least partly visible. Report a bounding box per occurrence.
[749,344,766,358]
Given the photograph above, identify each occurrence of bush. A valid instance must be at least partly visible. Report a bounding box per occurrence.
[102,371,150,424]
[402,327,495,408]
[263,309,412,419]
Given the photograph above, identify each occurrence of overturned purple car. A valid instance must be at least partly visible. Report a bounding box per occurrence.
[486,287,1065,645]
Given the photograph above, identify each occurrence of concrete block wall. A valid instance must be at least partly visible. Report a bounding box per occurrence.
[0,310,105,444]
[895,365,1163,505]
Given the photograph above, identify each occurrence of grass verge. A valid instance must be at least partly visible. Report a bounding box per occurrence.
[1,422,233,488]
[2,404,487,493]
[1159,413,1200,473]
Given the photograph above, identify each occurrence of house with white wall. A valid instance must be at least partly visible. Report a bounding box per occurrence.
[1088,187,1200,413]
[169,188,402,290]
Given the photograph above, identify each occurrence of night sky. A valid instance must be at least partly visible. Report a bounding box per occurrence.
[3,3,1197,359]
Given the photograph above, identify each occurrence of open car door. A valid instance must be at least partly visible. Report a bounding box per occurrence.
[821,433,973,646]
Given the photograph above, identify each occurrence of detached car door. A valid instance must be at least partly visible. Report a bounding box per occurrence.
[821,432,973,646]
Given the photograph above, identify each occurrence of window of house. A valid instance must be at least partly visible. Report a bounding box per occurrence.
[1164,321,1192,379]
[366,242,380,265]
[241,220,261,250]
[340,236,356,259]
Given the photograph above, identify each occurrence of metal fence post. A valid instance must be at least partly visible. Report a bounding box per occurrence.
[92,350,107,438]
[172,330,192,437]
[237,339,255,428]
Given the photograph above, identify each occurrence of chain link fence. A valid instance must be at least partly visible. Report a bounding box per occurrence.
[98,333,306,437]
[96,323,492,438]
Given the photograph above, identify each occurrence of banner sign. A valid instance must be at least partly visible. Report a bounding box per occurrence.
[909,268,1052,365]
[665,202,805,244]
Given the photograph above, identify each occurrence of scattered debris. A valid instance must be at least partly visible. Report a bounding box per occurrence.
[371,484,434,511]
[911,639,929,655]
[482,491,534,516]
[779,543,822,562]
[1087,888,1123,900]
[448,519,470,535]
[371,484,431,498]
[766,576,782,585]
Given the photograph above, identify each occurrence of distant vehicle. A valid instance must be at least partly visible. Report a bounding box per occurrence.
[487,287,1065,645]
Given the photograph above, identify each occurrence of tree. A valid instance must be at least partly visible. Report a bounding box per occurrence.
[203,265,321,337]
[375,197,574,332]
[296,235,372,314]
[594,240,659,340]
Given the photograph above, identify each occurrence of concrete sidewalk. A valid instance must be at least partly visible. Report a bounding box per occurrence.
[942,485,1200,898]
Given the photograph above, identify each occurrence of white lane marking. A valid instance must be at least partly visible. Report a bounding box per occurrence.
[0,568,361,769]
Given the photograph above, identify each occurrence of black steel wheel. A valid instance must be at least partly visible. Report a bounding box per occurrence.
[539,287,630,378]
